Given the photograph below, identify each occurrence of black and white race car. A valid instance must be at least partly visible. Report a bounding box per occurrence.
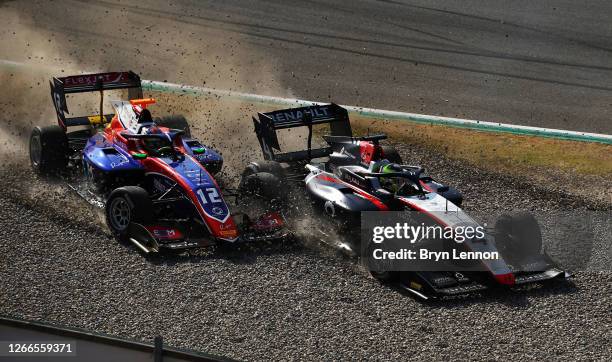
[239,103,570,299]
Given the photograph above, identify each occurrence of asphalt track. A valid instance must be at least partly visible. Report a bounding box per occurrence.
[2,0,612,133]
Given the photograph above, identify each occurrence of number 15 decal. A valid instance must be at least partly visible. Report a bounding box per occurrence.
[197,187,222,204]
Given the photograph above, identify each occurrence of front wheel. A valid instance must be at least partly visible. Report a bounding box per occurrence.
[241,160,285,180]
[494,211,543,262]
[105,186,153,238]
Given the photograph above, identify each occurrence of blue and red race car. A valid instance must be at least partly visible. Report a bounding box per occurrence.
[29,71,287,253]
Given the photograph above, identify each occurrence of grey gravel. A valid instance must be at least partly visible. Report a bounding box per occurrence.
[0,145,610,361]
[2,0,610,359]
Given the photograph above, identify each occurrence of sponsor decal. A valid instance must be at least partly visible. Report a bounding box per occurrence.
[342,173,368,189]
[87,115,108,124]
[196,187,230,222]
[184,169,212,186]
[270,106,330,123]
[110,155,130,169]
[154,229,175,238]
[197,187,222,205]
[219,228,238,238]
[146,226,183,240]
[62,72,130,88]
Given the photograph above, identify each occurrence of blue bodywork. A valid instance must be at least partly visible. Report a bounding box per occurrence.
[180,138,223,169]
[82,132,223,175]
[83,133,142,172]
[159,154,230,223]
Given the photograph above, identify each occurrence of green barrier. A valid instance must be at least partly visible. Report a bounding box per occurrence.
[143,80,612,145]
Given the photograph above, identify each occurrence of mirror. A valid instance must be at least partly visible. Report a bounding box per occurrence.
[131,152,147,160]
[437,185,450,193]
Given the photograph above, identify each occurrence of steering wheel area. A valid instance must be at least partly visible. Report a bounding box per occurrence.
[371,165,426,197]
[154,145,174,156]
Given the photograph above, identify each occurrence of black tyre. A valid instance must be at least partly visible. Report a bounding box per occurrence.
[365,241,398,282]
[105,186,154,238]
[495,211,543,261]
[438,186,463,207]
[239,172,282,202]
[381,145,403,164]
[242,160,285,180]
[155,115,191,138]
[29,125,68,175]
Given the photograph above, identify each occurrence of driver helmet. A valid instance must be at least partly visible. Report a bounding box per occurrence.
[130,106,156,134]
[137,108,153,124]
[380,163,402,174]
[379,163,402,193]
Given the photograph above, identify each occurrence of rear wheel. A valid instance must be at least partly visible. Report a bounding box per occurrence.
[155,115,191,138]
[105,186,154,238]
[381,145,403,164]
[242,160,285,180]
[365,241,398,282]
[29,125,68,175]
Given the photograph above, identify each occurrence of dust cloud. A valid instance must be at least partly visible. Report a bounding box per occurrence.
[0,1,307,217]
[0,2,301,178]
[0,1,331,244]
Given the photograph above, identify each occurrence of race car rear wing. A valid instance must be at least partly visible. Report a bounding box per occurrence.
[253,103,353,162]
[50,71,143,129]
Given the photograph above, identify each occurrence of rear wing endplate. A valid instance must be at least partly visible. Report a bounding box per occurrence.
[50,71,142,129]
[253,103,352,162]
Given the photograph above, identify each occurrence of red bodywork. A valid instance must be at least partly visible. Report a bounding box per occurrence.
[103,105,241,242]
[359,141,383,164]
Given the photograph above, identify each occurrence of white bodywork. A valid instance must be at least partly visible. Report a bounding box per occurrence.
[111,100,154,134]
[399,193,512,276]
[306,162,512,276]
